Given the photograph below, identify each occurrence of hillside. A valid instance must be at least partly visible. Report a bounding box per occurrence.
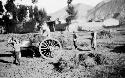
[87,0,125,24]
[50,3,92,20]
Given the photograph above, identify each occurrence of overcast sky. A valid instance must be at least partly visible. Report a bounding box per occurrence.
[37,0,103,14]
[1,0,103,14]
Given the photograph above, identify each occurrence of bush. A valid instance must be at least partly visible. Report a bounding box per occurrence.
[77,26,82,31]
[97,30,112,39]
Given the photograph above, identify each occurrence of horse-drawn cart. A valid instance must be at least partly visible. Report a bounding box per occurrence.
[38,21,63,59]
[8,21,63,60]
[38,37,62,60]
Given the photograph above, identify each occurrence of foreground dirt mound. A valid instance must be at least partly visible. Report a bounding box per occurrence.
[0,49,125,78]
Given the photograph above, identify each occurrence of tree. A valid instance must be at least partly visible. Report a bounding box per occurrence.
[32,0,38,4]
[33,6,39,21]
[34,6,47,25]
[38,8,47,24]
[67,0,72,6]
[29,6,34,19]
[66,5,77,24]
[0,1,4,14]
[2,0,18,33]
[17,5,27,22]
[1,0,49,33]
[5,0,18,20]
[65,0,77,31]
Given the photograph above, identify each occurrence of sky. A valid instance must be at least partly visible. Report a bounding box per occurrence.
[37,0,103,14]
[1,0,103,14]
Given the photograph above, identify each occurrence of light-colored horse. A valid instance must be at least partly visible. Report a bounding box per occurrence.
[40,22,50,37]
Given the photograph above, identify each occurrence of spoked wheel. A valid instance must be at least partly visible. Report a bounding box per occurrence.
[39,38,62,60]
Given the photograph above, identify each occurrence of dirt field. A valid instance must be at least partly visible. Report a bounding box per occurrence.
[0,26,125,78]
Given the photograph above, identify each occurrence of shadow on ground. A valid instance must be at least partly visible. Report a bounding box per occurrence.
[93,65,125,78]
[110,44,125,53]
[0,59,12,63]
[0,54,13,57]
[77,48,91,51]
[0,46,41,63]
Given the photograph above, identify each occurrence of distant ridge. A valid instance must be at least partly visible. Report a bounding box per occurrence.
[49,3,92,20]
[87,0,125,24]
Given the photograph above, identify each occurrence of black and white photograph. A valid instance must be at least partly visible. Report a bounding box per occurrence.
[0,0,125,78]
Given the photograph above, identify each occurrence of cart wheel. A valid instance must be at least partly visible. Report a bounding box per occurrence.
[39,38,62,59]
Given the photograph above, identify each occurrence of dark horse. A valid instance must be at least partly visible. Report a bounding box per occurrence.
[46,21,68,32]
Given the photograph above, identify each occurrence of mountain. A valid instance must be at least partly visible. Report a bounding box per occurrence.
[49,3,92,21]
[87,0,125,24]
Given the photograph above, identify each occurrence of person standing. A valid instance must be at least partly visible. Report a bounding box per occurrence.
[13,41,21,65]
[73,31,77,49]
[8,37,21,65]
[91,31,97,50]
[42,22,50,37]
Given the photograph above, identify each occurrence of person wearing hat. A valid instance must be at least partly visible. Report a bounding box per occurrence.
[91,31,97,50]
[73,31,78,49]
[8,37,21,65]
[42,22,50,37]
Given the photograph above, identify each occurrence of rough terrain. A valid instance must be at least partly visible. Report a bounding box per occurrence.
[0,26,125,78]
